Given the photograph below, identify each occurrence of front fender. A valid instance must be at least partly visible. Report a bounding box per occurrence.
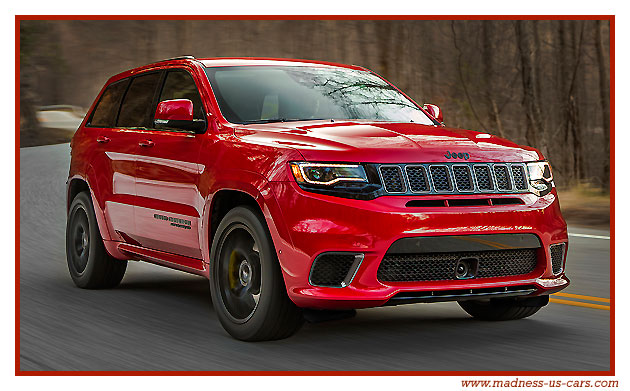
[200,170,295,282]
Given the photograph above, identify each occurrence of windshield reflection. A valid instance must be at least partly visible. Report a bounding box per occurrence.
[204,66,434,125]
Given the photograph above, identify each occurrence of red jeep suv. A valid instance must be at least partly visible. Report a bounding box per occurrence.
[66,56,569,341]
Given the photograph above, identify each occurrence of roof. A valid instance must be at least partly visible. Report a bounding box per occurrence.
[197,57,366,70]
[105,57,369,85]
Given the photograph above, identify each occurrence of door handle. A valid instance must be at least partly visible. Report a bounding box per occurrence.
[139,139,154,148]
[96,136,110,144]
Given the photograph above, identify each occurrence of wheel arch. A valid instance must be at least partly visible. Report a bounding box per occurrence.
[201,178,294,284]
[66,173,112,241]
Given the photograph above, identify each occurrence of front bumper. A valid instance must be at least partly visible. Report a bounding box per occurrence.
[269,181,569,309]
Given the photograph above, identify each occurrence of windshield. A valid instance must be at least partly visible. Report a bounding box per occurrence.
[204,66,435,125]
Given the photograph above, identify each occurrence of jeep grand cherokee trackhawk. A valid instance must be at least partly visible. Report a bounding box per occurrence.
[66,56,569,341]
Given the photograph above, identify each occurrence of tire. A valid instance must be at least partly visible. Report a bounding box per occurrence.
[66,191,127,289]
[458,295,548,321]
[209,206,303,341]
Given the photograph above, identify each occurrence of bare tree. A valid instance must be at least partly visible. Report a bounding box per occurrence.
[482,22,505,137]
[19,19,611,190]
[515,20,548,155]
[451,21,490,132]
[567,21,586,182]
[595,20,611,190]
[19,23,42,133]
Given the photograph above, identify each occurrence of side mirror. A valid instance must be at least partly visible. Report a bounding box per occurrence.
[423,103,443,124]
[154,99,205,133]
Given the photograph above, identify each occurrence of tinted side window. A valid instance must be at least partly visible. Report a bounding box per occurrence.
[89,79,129,127]
[159,71,204,120]
[117,72,161,128]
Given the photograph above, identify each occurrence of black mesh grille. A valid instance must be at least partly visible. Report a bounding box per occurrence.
[430,165,452,191]
[377,249,538,282]
[380,166,405,192]
[453,166,473,191]
[406,166,429,192]
[494,165,512,190]
[550,243,566,274]
[511,165,528,190]
[310,253,357,287]
[474,165,494,190]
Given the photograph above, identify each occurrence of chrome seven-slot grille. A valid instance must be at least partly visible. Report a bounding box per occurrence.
[378,163,529,195]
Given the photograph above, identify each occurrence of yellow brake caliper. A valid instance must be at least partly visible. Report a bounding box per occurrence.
[228,251,239,289]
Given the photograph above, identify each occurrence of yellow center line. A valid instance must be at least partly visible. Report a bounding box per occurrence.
[549,297,610,310]
[552,292,610,303]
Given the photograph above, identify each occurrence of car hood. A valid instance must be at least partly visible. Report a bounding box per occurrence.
[233,120,542,163]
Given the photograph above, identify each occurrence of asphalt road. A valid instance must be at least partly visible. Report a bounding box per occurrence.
[19,143,611,371]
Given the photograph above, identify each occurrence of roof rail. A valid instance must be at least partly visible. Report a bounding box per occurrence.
[159,55,197,62]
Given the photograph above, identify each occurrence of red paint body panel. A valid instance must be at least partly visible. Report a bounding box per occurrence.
[132,129,204,259]
[155,99,194,121]
[232,120,542,164]
[68,57,569,310]
[269,181,567,308]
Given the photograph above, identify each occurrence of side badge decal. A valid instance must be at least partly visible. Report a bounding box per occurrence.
[154,213,192,230]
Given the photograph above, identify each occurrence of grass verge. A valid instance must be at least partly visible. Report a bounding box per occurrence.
[20,128,75,147]
[557,184,610,229]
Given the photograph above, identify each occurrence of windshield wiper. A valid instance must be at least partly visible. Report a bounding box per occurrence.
[243,118,304,124]
[245,118,299,124]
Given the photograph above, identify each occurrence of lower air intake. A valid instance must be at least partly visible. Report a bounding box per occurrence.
[377,248,538,282]
[309,253,363,288]
[550,243,566,275]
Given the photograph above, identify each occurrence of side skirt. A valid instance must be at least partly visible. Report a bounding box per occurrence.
[117,242,208,277]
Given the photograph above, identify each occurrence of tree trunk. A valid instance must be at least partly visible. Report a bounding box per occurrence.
[376,21,392,78]
[557,21,572,180]
[20,78,41,133]
[176,21,192,55]
[482,22,505,137]
[567,22,585,183]
[595,20,611,191]
[515,21,547,155]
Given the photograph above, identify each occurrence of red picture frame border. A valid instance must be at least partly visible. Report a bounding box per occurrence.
[14,14,615,376]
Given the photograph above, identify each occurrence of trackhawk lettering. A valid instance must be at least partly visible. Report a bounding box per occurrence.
[153,213,192,229]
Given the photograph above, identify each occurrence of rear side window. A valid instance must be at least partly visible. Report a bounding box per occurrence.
[159,70,204,120]
[88,79,129,127]
[117,72,162,128]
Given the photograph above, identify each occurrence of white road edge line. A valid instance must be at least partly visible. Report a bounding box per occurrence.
[568,233,610,240]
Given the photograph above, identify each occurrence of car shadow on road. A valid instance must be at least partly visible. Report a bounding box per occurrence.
[114,273,576,357]
[117,274,213,308]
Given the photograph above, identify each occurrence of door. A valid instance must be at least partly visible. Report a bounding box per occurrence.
[132,69,206,259]
[85,77,139,242]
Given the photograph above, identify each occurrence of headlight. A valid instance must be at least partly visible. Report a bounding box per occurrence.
[290,162,368,186]
[527,161,554,196]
